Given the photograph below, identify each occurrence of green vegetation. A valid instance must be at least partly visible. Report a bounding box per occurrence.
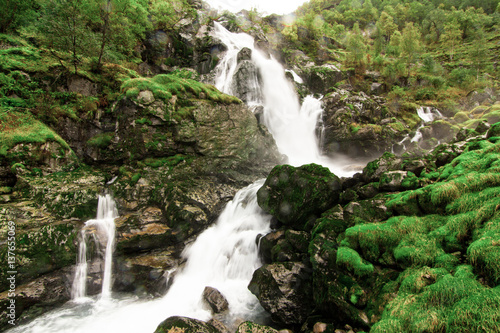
[121,73,240,105]
[335,133,500,331]
[274,0,499,109]
[0,109,70,156]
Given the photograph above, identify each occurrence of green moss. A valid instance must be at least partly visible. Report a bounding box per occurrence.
[467,216,500,285]
[120,73,240,105]
[131,173,141,184]
[373,266,498,333]
[87,132,114,149]
[0,110,71,156]
[336,247,374,277]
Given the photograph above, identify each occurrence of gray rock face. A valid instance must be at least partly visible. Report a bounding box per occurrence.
[321,88,398,158]
[248,262,314,325]
[203,286,229,313]
[231,60,263,104]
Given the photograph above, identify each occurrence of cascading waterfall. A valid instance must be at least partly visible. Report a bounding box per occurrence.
[393,106,443,152]
[71,194,118,301]
[9,22,353,333]
[213,22,354,176]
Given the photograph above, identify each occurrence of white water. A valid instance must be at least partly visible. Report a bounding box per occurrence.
[72,194,118,301]
[213,22,356,177]
[9,182,270,333]
[393,106,443,152]
[10,22,357,333]
[417,106,443,123]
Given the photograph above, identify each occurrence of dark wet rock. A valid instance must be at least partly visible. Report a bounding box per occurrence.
[237,47,253,62]
[113,250,177,296]
[257,164,341,230]
[154,316,220,333]
[231,60,263,104]
[0,267,73,328]
[203,286,229,313]
[248,262,314,325]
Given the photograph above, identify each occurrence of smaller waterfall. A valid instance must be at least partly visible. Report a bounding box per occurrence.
[72,194,118,301]
[393,106,444,153]
[417,106,443,123]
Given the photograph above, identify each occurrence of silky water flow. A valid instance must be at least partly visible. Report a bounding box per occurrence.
[9,23,356,333]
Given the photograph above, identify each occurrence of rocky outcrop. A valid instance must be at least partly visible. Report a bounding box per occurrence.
[231,48,263,104]
[321,89,402,158]
[301,64,343,95]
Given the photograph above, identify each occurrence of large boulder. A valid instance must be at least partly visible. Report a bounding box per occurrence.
[257,164,341,230]
[231,60,263,104]
[154,316,220,333]
[248,262,314,325]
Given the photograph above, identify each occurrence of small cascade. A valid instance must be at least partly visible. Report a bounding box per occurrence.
[392,106,444,153]
[71,194,118,301]
[417,106,443,123]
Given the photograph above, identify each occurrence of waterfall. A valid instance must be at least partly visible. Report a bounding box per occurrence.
[9,22,355,333]
[71,194,118,301]
[212,22,354,177]
[417,106,443,123]
[392,106,443,153]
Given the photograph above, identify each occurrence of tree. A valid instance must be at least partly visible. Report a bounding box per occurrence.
[374,11,397,55]
[345,23,368,73]
[35,0,97,73]
[149,0,196,31]
[0,0,37,33]
[400,22,422,77]
[88,0,150,67]
[441,19,461,61]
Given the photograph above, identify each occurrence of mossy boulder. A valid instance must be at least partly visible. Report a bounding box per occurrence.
[321,89,400,158]
[379,171,420,192]
[487,121,500,139]
[154,316,220,333]
[256,164,341,230]
[301,64,343,95]
[362,152,403,182]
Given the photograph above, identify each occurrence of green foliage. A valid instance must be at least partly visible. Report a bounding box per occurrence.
[0,0,38,33]
[372,267,500,333]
